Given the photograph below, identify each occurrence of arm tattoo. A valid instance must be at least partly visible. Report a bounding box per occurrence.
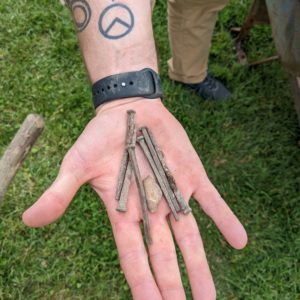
[98,4,134,40]
[68,0,92,33]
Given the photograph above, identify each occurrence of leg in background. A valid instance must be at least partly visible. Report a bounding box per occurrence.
[168,0,230,100]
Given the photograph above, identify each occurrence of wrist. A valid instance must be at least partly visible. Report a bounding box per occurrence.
[95,97,162,116]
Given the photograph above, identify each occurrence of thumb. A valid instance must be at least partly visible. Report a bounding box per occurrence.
[22,172,81,227]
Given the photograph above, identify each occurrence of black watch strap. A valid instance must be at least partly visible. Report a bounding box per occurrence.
[92,68,163,109]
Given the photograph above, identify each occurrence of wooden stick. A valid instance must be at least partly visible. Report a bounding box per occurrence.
[0,114,45,203]
[141,127,181,213]
[126,111,152,245]
[137,136,179,220]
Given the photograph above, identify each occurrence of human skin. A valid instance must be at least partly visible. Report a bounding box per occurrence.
[22,1,248,299]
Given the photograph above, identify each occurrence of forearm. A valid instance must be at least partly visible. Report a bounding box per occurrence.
[68,0,158,84]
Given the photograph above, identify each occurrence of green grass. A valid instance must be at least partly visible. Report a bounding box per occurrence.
[1,0,299,299]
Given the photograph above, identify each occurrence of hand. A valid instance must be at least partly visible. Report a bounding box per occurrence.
[22,99,247,300]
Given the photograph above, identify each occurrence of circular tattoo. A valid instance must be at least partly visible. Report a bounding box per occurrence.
[98,4,134,40]
[69,0,91,33]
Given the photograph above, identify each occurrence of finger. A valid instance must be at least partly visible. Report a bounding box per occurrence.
[148,216,186,300]
[193,177,248,250]
[22,172,81,227]
[111,220,162,300]
[171,214,216,300]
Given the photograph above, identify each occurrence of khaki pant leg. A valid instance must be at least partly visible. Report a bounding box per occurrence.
[168,0,229,83]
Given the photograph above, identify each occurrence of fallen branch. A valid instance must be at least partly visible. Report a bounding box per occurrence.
[0,114,45,203]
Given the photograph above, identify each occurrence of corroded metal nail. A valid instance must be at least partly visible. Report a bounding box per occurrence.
[126,110,137,149]
[141,127,180,214]
[115,150,129,201]
[147,128,192,215]
[126,111,152,244]
[157,149,192,214]
[137,135,179,220]
[116,160,132,212]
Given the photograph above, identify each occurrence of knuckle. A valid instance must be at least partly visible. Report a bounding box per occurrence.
[200,190,222,215]
[160,285,186,299]
[119,248,147,266]
[149,249,177,264]
[130,278,155,292]
[45,190,67,215]
[61,146,91,178]
[177,232,203,248]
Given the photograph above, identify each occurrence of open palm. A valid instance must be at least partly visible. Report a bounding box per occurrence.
[23,99,247,300]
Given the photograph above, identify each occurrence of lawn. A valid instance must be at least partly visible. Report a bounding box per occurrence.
[0,0,299,299]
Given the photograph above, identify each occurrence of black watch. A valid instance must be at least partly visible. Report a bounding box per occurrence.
[92,68,163,109]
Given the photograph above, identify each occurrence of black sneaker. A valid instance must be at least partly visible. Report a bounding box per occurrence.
[179,75,231,101]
